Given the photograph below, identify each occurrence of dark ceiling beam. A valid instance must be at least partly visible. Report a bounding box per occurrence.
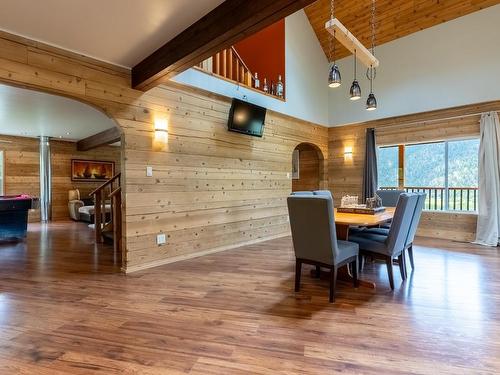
[132,0,316,91]
[77,127,121,151]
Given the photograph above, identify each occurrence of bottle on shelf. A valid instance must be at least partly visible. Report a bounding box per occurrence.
[271,81,275,96]
[263,78,268,93]
[254,72,260,89]
[276,75,284,98]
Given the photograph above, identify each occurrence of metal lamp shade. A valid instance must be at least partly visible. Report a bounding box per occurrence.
[328,64,341,88]
[366,93,377,110]
[349,80,361,100]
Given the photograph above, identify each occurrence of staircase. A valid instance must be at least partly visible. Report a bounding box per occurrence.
[89,173,122,255]
[197,46,255,87]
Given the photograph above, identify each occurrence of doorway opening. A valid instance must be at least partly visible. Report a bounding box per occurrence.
[291,143,325,192]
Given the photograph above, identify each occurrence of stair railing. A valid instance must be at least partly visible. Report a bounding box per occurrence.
[197,46,255,87]
[89,172,122,253]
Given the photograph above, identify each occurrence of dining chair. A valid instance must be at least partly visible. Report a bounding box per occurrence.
[287,195,359,302]
[291,191,314,196]
[348,193,418,290]
[354,192,426,274]
[313,190,333,199]
[376,189,406,207]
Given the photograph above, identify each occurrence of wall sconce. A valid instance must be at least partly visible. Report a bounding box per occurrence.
[344,146,353,157]
[154,118,168,144]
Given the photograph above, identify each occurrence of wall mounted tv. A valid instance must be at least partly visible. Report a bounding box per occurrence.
[227,98,266,137]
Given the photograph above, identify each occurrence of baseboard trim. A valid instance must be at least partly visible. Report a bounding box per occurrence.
[124,233,289,274]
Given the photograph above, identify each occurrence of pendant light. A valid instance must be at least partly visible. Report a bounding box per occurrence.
[366,0,378,110]
[328,0,341,88]
[349,49,361,100]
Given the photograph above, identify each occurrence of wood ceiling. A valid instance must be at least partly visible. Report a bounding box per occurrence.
[305,0,500,61]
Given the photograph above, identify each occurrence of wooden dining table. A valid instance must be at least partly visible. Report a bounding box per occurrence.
[329,207,396,288]
[334,207,395,241]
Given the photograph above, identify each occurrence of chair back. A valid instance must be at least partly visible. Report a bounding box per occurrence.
[68,189,81,201]
[376,189,406,207]
[313,190,333,199]
[287,195,339,265]
[405,192,426,246]
[291,191,314,196]
[385,193,418,256]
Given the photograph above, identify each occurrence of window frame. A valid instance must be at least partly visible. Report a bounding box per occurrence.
[377,137,479,212]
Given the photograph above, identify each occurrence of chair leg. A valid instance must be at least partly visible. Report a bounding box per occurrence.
[385,257,395,290]
[295,259,302,292]
[358,254,365,271]
[329,267,337,303]
[352,258,359,288]
[398,253,406,281]
[402,251,408,279]
[408,244,415,270]
[314,265,321,278]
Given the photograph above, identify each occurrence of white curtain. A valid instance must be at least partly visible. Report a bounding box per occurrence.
[473,112,500,246]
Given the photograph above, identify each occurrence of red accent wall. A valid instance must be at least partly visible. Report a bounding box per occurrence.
[234,19,285,96]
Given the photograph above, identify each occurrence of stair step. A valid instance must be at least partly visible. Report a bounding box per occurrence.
[102,231,114,244]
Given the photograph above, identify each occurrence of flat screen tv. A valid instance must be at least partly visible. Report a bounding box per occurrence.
[227,98,266,137]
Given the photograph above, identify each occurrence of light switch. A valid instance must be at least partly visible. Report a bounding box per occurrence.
[156,233,167,245]
[286,172,290,179]
[146,166,153,177]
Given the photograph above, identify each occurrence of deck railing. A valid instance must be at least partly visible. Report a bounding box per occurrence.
[379,186,478,212]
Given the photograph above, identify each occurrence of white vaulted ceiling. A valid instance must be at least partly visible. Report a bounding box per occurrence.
[0,0,225,68]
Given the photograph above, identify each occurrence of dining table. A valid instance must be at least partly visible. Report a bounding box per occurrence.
[327,207,396,288]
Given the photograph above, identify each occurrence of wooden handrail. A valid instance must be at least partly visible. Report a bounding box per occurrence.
[89,172,122,257]
[109,186,121,198]
[89,172,121,196]
[230,47,256,81]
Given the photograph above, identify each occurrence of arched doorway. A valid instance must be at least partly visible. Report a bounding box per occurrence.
[291,143,325,192]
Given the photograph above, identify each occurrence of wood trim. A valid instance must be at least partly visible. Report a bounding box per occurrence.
[77,127,121,151]
[124,232,288,273]
[131,0,316,90]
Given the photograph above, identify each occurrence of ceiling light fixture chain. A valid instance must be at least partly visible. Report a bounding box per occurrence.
[366,0,378,110]
[328,0,341,88]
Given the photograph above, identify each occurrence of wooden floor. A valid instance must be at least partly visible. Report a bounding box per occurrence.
[0,221,499,374]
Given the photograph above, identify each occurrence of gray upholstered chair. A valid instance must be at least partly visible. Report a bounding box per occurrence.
[356,192,426,274]
[375,189,406,229]
[348,193,418,290]
[287,195,359,302]
[291,191,314,196]
[313,190,333,199]
[376,189,406,207]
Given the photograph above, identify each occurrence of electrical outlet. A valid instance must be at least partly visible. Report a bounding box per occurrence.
[156,233,167,245]
[146,166,153,177]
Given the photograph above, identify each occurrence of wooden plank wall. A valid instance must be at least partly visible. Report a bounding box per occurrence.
[328,102,500,242]
[0,31,328,272]
[292,144,321,192]
[0,134,121,221]
[1,135,41,221]
[123,84,328,272]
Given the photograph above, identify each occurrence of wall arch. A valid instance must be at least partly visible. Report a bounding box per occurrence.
[292,142,327,191]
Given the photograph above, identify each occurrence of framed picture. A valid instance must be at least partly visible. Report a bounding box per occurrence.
[292,149,300,180]
[71,159,115,182]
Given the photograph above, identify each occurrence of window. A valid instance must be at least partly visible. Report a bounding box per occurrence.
[0,151,3,196]
[378,146,398,188]
[377,139,479,212]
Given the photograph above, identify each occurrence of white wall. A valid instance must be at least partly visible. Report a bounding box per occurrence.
[173,10,329,126]
[328,5,500,126]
